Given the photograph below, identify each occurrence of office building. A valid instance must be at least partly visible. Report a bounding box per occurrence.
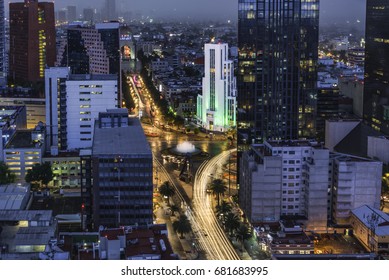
[56,23,120,76]
[0,0,5,85]
[0,106,27,160]
[317,84,339,141]
[103,0,117,21]
[90,110,153,229]
[45,67,118,152]
[9,0,56,83]
[239,140,329,232]
[364,0,389,134]
[83,8,94,23]
[237,0,319,143]
[67,5,77,22]
[331,153,382,226]
[197,43,236,132]
[0,89,45,129]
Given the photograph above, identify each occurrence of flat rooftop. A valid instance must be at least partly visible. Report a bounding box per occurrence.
[5,130,41,149]
[93,118,151,156]
[68,74,118,81]
[266,140,322,148]
[0,210,52,222]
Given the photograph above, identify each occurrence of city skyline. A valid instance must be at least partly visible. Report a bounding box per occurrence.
[6,0,367,24]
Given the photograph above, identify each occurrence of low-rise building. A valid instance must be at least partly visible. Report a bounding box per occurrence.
[0,105,27,160]
[3,124,45,182]
[42,152,81,188]
[269,221,314,255]
[351,205,389,253]
[0,183,31,210]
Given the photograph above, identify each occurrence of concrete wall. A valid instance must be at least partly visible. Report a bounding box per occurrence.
[325,120,360,152]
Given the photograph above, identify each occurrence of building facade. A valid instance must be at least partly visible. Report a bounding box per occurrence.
[237,0,319,143]
[0,0,5,85]
[239,140,329,232]
[351,205,389,253]
[45,68,118,152]
[57,22,120,76]
[197,43,236,132]
[331,153,382,225]
[3,125,45,182]
[9,0,56,83]
[363,0,389,135]
[90,110,153,229]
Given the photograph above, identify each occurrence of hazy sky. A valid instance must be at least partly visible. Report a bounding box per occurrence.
[7,0,366,23]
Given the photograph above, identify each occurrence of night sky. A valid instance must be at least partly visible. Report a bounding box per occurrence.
[7,0,366,24]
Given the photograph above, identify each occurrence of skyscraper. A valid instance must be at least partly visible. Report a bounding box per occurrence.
[103,0,117,21]
[237,0,319,144]
[363,0,389,134]
[9,0,56,84]
[67,5,77,22]
[197,43,237,132]
[57,23,120,76]
[0,0,5,85]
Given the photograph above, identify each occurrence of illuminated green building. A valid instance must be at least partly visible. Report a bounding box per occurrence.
[197,43,236,132]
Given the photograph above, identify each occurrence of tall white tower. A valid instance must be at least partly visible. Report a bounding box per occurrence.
[197,43,236,132]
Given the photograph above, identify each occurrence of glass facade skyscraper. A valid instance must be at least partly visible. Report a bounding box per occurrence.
[0,0,5,85]
[237,0,319,144]
[363,0,389,134]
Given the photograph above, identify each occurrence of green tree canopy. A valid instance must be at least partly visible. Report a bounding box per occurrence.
[236,223,252,250]
[0,161,16,184]
[224,212,240,236]
[210,179,227,206]
[216,200,232,221]
[159,181,175,206]
[25,162,53,189]
[169,204,180,216]
[172,214,192,238]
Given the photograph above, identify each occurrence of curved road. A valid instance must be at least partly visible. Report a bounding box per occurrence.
[191,148,239,260]
[154,149,239,260]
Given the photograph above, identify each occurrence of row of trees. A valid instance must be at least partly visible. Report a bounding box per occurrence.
[209,178,252,250]
[158,181,192,238]
[216,200,251,250]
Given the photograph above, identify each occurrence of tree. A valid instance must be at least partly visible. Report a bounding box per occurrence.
[159,181,175,206]
[209,179,227,206]
[174,115,185,130]
[216,200,232,222]
[224,212,240,236]
[169,204,180,216]
[25,162,53,189]
[236,224,252,251]
[172,214,192,239]
[0,161,16,184]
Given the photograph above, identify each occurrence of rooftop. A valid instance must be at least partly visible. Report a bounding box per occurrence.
[0,210,53,222]
[14,226,56,246]
[352,205,389,236]
[266,139,322,148]
[334,122,385,158]
[93,118,151,156]
[68,74,118,81]
[5,130,42,149]
[0,183,31,210]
